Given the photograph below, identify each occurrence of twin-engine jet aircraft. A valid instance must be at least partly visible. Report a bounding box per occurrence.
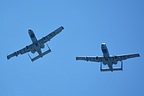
[7,26,64,62]
[76,43,140,72]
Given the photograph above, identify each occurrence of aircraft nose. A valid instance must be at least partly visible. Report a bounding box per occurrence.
[102,43,106,46]
[28,28,32,31]
[28,29,33,34]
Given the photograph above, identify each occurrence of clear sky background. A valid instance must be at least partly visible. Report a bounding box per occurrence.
[0,0,144,96]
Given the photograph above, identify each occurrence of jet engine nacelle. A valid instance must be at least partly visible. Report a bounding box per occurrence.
[112,60,118,64]
[112,56,118,64]
[26,46,36,53]
[40,43,45,48]
[31,49,36,53]
[102,62,107,65]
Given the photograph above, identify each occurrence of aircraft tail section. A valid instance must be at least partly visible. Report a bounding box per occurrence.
[100,62,123,72]
[100,68,122,72]
[28,49,51,62]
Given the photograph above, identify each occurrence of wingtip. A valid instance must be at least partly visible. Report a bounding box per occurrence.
[7,55,10,60]
[61,26,64,29]
[76,57,79,60]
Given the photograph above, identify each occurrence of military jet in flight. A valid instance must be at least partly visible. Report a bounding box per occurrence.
[7,26,64,62]
[76,43,140,72]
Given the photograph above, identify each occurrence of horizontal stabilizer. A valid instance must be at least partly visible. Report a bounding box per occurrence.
[29,49,51,62]
[101,68,122,72]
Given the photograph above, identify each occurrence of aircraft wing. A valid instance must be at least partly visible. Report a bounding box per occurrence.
[39,26,64,44]
[110,53,140,61]
[76,56,103,62]
[7,44,34,60]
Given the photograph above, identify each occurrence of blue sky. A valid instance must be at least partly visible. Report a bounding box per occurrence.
[0,0,144,96]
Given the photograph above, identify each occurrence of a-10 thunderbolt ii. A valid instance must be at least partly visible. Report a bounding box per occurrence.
[76,43,140,72]
[7,26,64,62]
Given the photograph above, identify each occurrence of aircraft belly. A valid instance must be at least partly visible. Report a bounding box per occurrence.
[102,57,110,64]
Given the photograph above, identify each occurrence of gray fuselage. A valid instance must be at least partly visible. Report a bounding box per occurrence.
[101,43,113,71]
[28,29,43,57]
